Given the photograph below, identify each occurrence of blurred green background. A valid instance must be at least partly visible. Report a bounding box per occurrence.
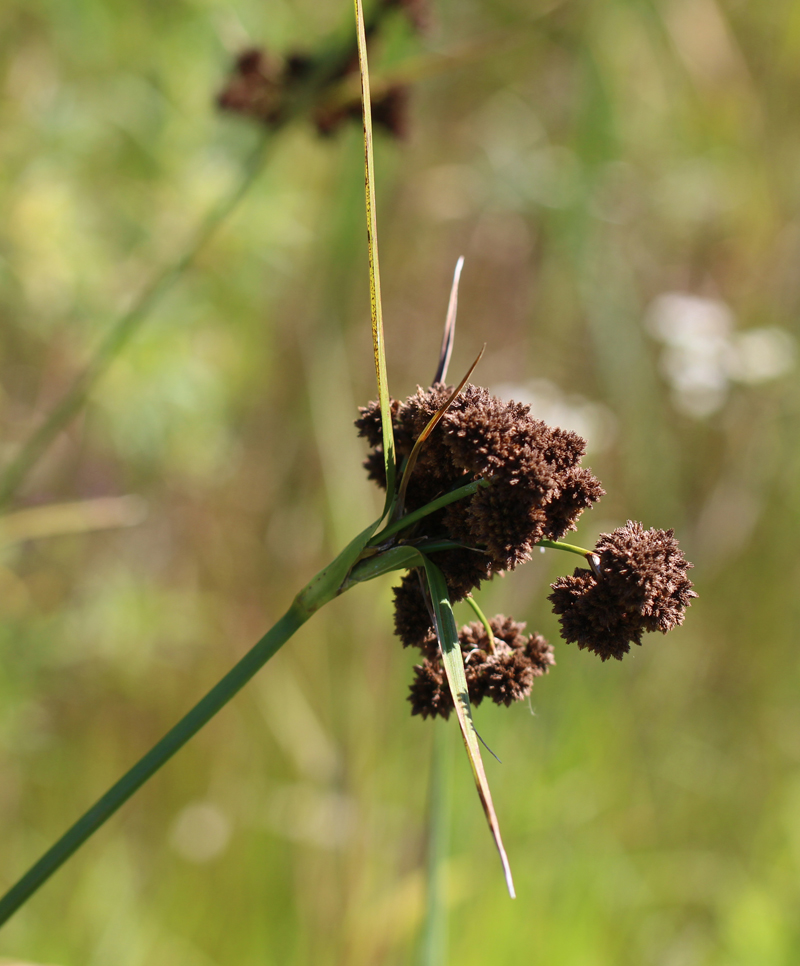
[1,0,800,962]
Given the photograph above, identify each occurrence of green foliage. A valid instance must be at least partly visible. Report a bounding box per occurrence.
[2,0,800,962]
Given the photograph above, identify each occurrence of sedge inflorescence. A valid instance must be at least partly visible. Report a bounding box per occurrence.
[216,0,427,140]
[357,383,696,716]
[549,521,696,661]
[408,615,555,720]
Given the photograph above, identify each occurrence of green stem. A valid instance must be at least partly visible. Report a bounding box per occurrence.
[537,538,593,559]
[463,594,496,654]
[341,539,464,589]
[0,601,307,927]
[369,478,489,546]
[0,503,380,928]
[354,0,396,505]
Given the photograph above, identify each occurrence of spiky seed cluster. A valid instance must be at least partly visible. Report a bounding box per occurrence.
[315,84,410,140]
[216,0,425,140]
[408,617,555,719]
[218,47,409,138]
[357,383,604,648]
[549,521,696,661]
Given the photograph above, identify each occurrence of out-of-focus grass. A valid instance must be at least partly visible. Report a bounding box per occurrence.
[2,0,800,963]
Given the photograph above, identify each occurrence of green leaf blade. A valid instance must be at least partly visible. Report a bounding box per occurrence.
[418,556,516,899]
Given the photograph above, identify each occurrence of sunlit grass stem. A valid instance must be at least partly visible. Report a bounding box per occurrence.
[0,500,388,927]
[0,0,397,513]
[370,478,489,544]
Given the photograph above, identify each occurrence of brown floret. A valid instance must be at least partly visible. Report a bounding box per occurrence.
[549,521,696,660]
[314,84,411,139]
[541,467,606,542]
[392,574,436,652]
[408,660,450,719]
[217,48,284,124]
[408,616,554,719]
[358,383,604,650]
[382,0,430,32]
[218,27,411,141]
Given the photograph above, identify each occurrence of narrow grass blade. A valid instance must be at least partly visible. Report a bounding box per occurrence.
[418,556,515,898]
[349,540,515,895]
[354,0,396,507]
[0,495,147,547]
[297,516,383,613]
[395,344,485,517]
[0,1,398,514]
[342,538,465,589]
[368,476,489,546]
[322,35,527,114]
[433,256,464,385]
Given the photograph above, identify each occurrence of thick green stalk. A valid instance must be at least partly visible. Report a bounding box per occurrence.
[0,601,307,927]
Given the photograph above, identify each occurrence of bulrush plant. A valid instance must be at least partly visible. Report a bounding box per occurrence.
[0,0,695,932]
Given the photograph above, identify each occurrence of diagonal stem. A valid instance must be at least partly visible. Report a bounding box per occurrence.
[464,594,496,653]
[0,506,382,928]
[0,602,307,927]
[538,538,601,574]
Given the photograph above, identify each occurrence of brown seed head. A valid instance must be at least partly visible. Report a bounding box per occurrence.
[549,521,696,660]
[357,384,604,650]
[408,616,554,719]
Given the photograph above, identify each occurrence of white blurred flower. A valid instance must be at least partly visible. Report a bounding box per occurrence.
[725,327,796,384]
[645,292,795,417]
[169,801,232,864]
[646,292,733,346]
[263,783,357,849]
